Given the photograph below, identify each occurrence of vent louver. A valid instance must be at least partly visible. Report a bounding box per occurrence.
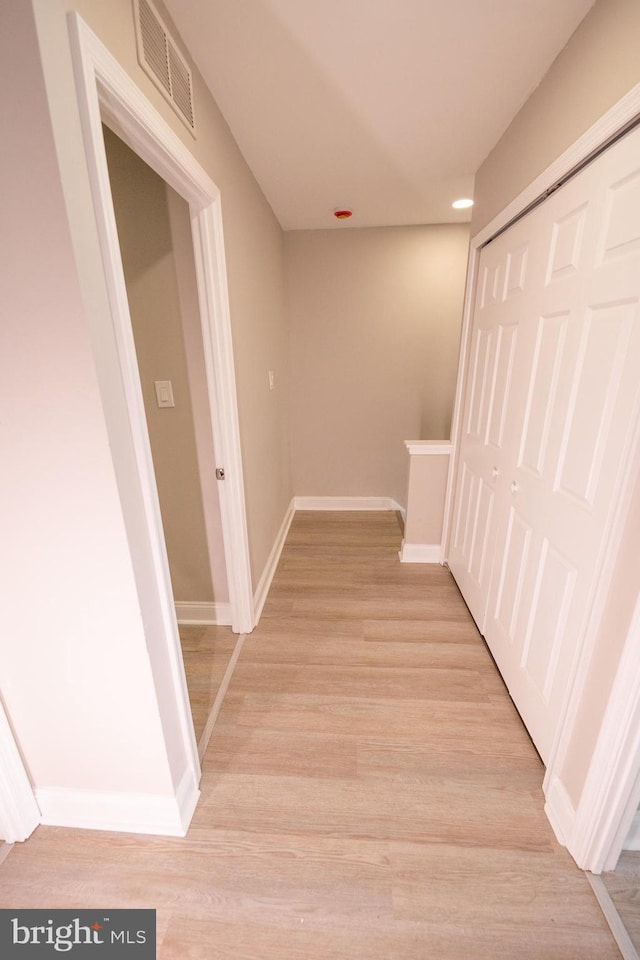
[135,0,196,135]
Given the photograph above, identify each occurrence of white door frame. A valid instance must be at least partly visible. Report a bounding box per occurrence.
[443,81,640,872]
[65,15,254,807]
[68,14,254,636]
[0,698,40,843]
[570,592,640,872]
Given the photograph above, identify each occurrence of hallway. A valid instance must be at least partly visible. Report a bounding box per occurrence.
[0,512,619,958]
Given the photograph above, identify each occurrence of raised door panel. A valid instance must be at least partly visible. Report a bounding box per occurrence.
[482,125,640,762]
[449,218,539,630]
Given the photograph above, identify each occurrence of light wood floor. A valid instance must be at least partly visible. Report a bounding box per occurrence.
[0,512,620,958]
[180,624,237,743]
[603,852,640,955]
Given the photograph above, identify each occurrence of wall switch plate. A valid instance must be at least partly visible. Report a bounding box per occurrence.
[154,380,175,408]
[268,370,275,391]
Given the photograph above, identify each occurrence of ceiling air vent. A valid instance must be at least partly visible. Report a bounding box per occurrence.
[134,0,196,136]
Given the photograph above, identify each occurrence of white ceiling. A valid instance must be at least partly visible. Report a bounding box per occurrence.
[163,0,595,230]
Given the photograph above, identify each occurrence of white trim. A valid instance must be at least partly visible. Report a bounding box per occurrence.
[175,601,232,626]
[197,633,246,760]
[191,196,255,634]
[441,246,478,562]
[399,541,442,564]
[253,500,295,625]
[36,766,199,837]
[624,810,640,851]
[66,15,260,833]
[0,701,40,843]
[293,496,404,513]
[586,874,640,960]
[174,764,200,834]
[568,594,640,872]
[70,17,254,637]
[474,84,640,250]
[68,14,214,820]
[544,775,576,849]
[404,441,452,456]
[68,13,254,633]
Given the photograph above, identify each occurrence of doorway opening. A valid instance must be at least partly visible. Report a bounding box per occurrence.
[69,13,255,807]
[102,126,242,755]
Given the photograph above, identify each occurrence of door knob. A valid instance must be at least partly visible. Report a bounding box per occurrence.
[492,466,499,479]
[510,481,519,494]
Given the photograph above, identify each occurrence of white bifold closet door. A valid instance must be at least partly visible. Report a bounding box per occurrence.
[449,124,640,764]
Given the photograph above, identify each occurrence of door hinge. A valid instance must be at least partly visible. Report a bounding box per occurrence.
[216,467,225,480]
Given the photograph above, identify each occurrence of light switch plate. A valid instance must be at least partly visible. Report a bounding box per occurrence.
[154,380,175,408]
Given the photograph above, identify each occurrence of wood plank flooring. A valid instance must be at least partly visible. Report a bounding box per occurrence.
[603,851,640,955]
[0,512,620,958]
[179,624,237,743]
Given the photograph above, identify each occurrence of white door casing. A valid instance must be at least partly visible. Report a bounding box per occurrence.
[69,15,254,636]
[569,592,640,872]
[65,14,255,830]
[449,123,640,765]
[0,698,40,843]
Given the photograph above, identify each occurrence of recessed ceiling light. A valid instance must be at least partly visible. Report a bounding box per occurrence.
[452,198,474,209]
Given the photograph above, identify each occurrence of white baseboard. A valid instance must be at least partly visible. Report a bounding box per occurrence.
[399,540,442,563]
[253,500,296,625]
[35,766,200,837]
[544,774,576,849]
[624,809,640,850]
[174,765,200,835]
[174,601,231,626]
[293,496,404,513]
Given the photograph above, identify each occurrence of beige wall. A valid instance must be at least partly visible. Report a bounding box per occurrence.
[32,0,292,590]
[473,0,640,233]
[286,225,469,507]
[104,127,223,605]
[469,0,640,812]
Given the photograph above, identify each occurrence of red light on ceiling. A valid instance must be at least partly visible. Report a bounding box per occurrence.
[334,209,353,220]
